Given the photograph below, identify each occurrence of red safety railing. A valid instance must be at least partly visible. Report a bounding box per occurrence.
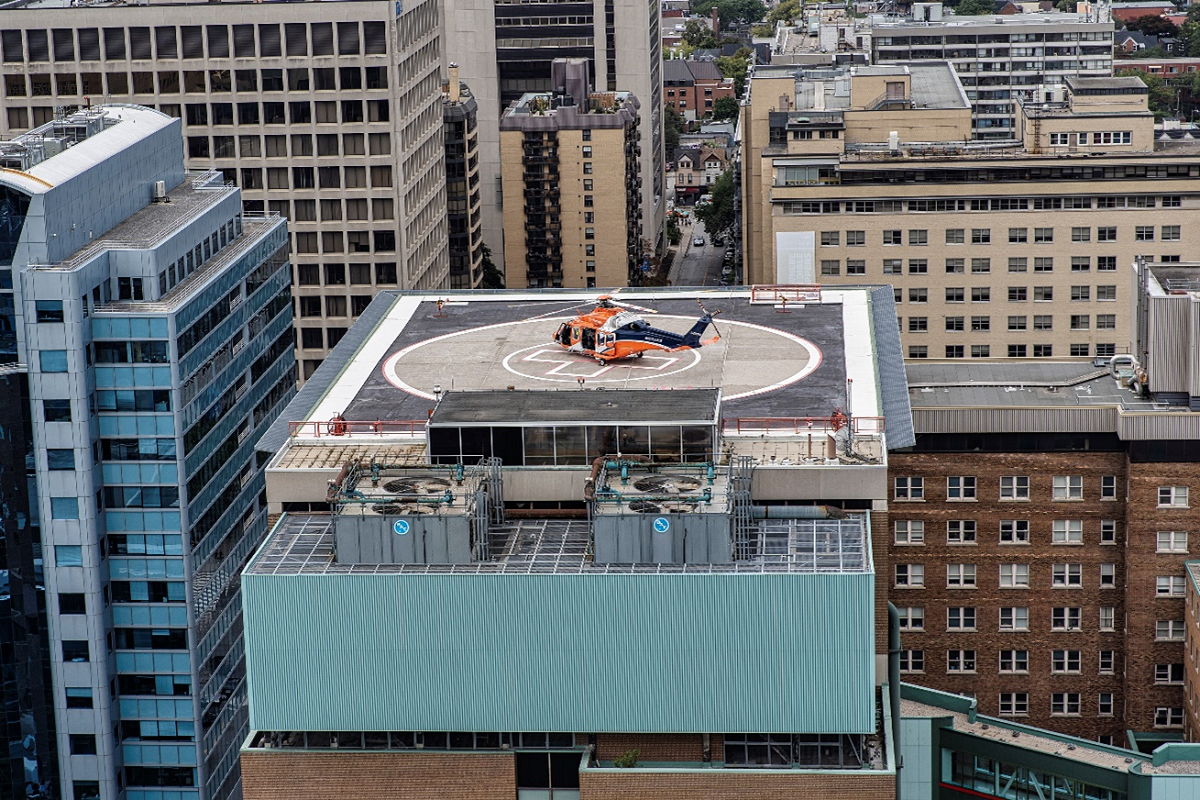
[287,419,427,437]
[726,416,885,435]
[750,284,822,304]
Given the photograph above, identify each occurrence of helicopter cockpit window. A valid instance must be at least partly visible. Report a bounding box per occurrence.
[554,323,569,345]
[581,328,595,350]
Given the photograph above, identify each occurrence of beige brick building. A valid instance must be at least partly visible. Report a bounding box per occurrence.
[741,65,1200,361]
[499,60,642,289]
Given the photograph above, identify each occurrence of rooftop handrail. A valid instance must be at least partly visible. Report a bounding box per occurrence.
[288,419,428,438]
[726,416,885,435]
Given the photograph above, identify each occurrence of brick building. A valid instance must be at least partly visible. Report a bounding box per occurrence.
[891,260,1200,747]
[663,59,736,121]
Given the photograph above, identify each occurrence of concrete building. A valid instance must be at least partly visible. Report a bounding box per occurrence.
[741,64,1200,360]
[0,105,294,800]
[870,10,1113,140]
[0,0,447,376]
[891,260,1200,745]
[235,285,908,799]
[499,61,643,289]
[442,0,666,271]
[443,68,484,290]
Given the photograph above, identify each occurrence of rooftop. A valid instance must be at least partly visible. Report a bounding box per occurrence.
[29,172,235,272]
[1065,75,1149,94]
[0,105,173,193]
[246,513,872,575]
[429,388,720,426]
[900,686,1148,773]
[267,288,909,447]
[870,11,1111,28]
[770,62,970,112]
[905,362,1160,410]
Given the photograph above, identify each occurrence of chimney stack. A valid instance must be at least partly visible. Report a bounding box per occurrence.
[711,7,720,38]
[448,62,461,103]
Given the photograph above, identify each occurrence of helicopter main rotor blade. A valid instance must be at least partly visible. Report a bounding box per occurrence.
[519,303,591,322]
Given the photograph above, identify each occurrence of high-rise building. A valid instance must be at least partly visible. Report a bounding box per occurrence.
[0,0,447,376]
[443,67,484,290]
[0,368,58,800]
[235,285,905,799]
[499,60,642,289]
[891,260,1200,744]
[443,0,665,272]
[870,10,1113,140]
[2,104,294,800]
[740,64,1200,360]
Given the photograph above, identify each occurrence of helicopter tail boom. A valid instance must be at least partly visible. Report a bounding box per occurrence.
[679,314,717,348]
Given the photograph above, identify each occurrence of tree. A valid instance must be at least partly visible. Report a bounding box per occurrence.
[1125,14,1179,36]
[664,105,684,156]
[711,96,739,120]
[1055,0,1074,11]
[478,244,504,289]
[767,0,801,23]
[1115,68,1175,119]
[682,18,718,49]
[716,46,754,96]
[692,0,769,29]
[953,0,995,15]
[694,169,737,238]
[666,218,682,246]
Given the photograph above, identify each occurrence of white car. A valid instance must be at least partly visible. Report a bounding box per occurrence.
[693,237,705,246]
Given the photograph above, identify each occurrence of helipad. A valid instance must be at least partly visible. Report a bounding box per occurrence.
[299,289,895,426]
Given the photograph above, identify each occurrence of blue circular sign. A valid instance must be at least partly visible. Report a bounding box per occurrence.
[393,519,410,536]
[653,517,670,533]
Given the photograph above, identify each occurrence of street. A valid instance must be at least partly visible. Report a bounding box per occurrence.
[671,218,726,287]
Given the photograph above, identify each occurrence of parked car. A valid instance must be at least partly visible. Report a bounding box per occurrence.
[693,236,705,246]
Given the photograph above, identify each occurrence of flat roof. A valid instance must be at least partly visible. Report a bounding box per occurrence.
[270,289,903,442]
[247,513,872,575]
[901,695,1145,773]
[34,174,235,272]
[905,362,1160,410]
[429,388,719,426]
[1067,75,1149,93]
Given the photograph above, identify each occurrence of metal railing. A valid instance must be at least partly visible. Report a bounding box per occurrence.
[749,284,822,304]
[726,416,885,435]
[287,419,427,437]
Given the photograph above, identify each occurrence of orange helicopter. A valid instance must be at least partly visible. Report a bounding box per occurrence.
[536,294,721,363]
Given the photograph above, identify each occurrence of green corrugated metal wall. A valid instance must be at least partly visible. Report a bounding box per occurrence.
[242,572,876,734]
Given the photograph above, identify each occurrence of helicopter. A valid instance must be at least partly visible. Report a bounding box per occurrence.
[542,294,721,363]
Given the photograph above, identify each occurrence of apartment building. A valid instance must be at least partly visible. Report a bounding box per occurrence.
[443,0,665,270]
[891,261,1200,745]
[443,69,484,290]
[741,64,1200,360]
[1,106,293,800]
[0,0,447,378]
[662,58,735,121]
[870,10,1113,139]
[499,60,642,289]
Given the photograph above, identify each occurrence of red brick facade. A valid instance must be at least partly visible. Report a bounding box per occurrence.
[241,738,894,800]
[888,450,1200,742]
[578,770,895,800]
[241,751,518,800]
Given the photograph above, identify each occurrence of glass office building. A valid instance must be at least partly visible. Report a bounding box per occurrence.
[3,105,294,800]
